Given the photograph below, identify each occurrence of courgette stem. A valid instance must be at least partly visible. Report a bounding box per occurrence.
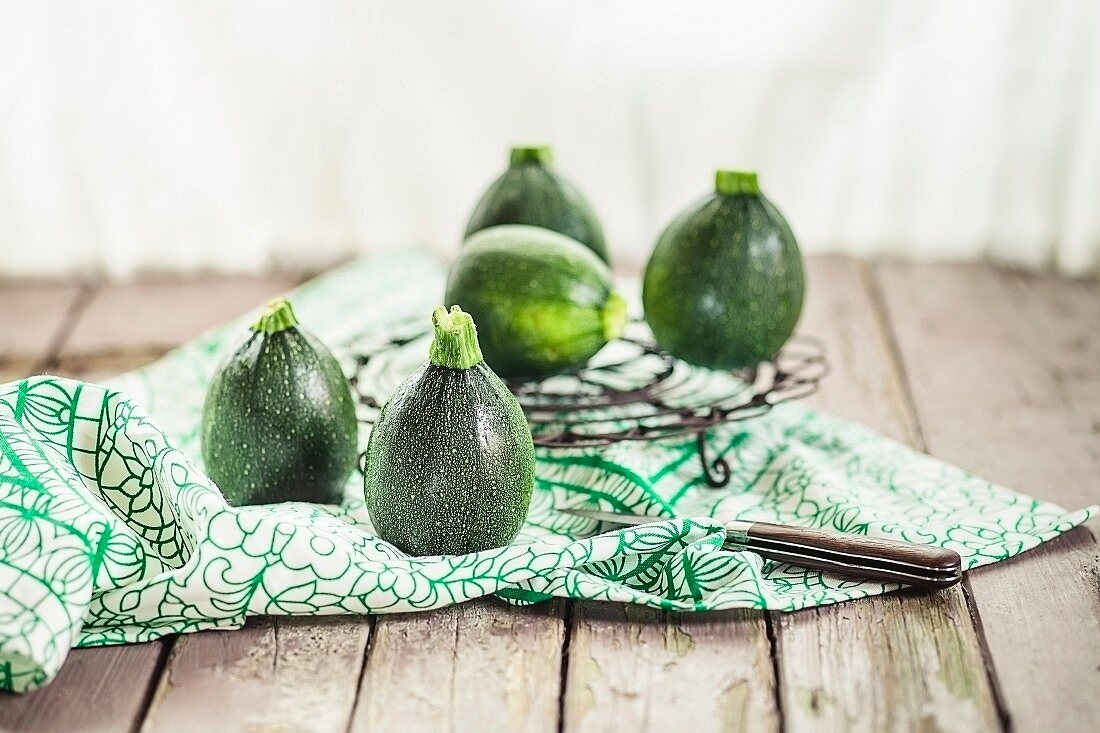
[429,305,485,370]
[510,144,553,166]
[252,298,299,334]
[715,170,760,196]
[601,292,628,341]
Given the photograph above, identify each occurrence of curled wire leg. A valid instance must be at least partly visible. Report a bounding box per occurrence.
[697,431,731,488]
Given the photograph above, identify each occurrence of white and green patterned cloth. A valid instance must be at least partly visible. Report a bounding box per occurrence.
[0,252,1094,692]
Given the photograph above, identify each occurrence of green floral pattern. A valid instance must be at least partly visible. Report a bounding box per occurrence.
[0,251,1094,692]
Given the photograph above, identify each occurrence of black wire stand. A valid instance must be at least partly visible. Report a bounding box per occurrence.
[349,320,828,488]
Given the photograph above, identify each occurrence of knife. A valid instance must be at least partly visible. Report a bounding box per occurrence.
[561,508,963,590]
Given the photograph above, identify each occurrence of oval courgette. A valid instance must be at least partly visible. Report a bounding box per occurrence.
[446,225,627,380]
[364,306,535,555]
[642,170,805,370]
[464,144,609,263]
[201,297,359,505]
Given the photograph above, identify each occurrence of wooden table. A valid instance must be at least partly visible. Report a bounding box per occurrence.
[0,257,1096,733]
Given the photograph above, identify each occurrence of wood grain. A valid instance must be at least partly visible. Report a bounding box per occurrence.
[875,262,1100,732]
[770,257,1000,733]
[999,270,1100,495]
[0,282,85,365]
[60,276,298,356]
[141,616,371,733]
[53,351,164,384]
[350,599,565,733]
[0,359,35,384]
[562,604,778,733]
[0,642,167,733]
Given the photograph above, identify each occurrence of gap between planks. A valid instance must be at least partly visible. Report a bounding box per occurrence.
[348,600,566,733]
[873,261,1100,733]
[864,264,1013,727]
[0,280,93,374]
[141,616,373,733]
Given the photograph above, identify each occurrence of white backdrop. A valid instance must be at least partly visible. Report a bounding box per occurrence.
[2,1,1098,279]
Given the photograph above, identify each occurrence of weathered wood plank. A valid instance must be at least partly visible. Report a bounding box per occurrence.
[0,282,85,366]
[141,616,371,733]
[60,276,298,356]
[999,270,1100,490]
[771,257,1000,733]
[799,258,918,446]
[351,599,565,733]
[0,359,36,385]
[0,642,167,733]
[52,351,164,385]
[875,262,1100,733]
[563,604,777,733]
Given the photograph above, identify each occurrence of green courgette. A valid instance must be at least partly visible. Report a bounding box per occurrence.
[642,170,805,370]
[464,145,609,263]
[201,298,359,505]
[446,225,627,380]
[364,306,535,555]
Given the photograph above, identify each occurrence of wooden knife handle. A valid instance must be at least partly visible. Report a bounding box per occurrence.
[739,521,963,590]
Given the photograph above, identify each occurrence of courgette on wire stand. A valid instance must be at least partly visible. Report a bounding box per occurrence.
[464,145,610,263]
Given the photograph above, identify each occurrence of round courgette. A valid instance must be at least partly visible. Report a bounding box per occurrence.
[201,297,358,506]
[464,144,609,263]
[364,306,535,555]
[446,225,627,380]
[643,170,805,370]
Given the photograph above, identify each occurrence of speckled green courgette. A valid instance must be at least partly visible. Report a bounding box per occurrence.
[446,225,627,380]
[201,297,358,506]
[464,144,610,263]
[364,306,535,555]
[642,170,805,370]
